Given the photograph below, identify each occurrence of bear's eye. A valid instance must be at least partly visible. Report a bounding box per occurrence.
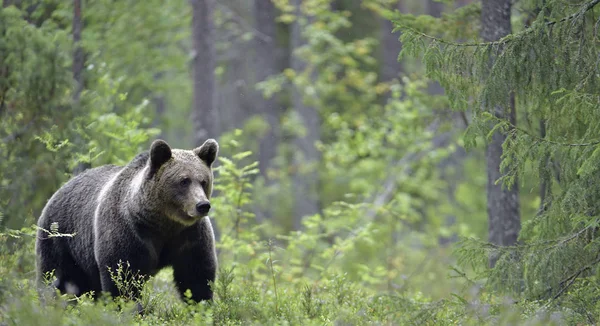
[180,178,191,187]
[200,180,208,188]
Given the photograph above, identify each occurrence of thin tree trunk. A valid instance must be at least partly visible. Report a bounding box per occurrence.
[426,0,466,245]
[481,0,520,268]
[380,1,405,81]
[190,0,219,143]
[426,0,444,95]
[426,0,444,17]
[152,72,166,140]
[72,0,83,104]
[254,0,280,179]
[72,0,90,176]
[455,0,475,8]
[291,0,320,229]
[539,119,550,214]
[214,1,252,134]
[190,0,220,244]
[253,0,280,222]
[530,3,551,216]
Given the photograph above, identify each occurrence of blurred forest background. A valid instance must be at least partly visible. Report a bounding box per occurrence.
[2,0,600,324]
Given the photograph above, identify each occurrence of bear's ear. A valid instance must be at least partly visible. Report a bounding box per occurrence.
[149,139,172,176]
[194,139,219,167]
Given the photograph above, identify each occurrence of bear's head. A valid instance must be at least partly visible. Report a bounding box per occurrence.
[145,138,219,226]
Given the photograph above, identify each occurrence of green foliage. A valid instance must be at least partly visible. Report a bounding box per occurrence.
[6,0,598,323]
[254,1,466,237]
[107,261,148,302]
[396,0,600,321]
[0,4,72,229]
[0,154,572,324]
[0,3,160,229]
[83,0,192,148]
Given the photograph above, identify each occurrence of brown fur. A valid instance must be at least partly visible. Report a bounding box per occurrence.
[35,139,219,303]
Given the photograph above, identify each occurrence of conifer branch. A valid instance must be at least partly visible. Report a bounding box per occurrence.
[395,0,600,48]
[470,225,590,253]
[551,253,600,301]
[490,115,600,147]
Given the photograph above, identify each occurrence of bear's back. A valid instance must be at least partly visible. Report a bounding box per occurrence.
[39,165,123,226]
[38,151,150,233]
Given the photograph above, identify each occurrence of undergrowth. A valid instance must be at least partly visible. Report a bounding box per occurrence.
[0,150,574,325]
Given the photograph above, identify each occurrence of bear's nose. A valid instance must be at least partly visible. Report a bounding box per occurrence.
[196,201,211,215]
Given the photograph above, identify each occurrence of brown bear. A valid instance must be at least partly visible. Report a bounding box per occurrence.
[35,139,218,303]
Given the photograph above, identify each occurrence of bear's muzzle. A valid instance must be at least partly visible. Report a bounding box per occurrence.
[195,201,211,215]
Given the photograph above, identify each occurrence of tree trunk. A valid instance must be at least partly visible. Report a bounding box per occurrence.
[481,0,520,267]
[539,118,550,214]
[426,0,444,95]
[152,72,166,140]
[426,0,465,246]
[253,0,280,222]
[426,0,444,17]
[213,1,253,134]
[190,0,220,244]
[291,0,320,229]
[455,0,475,8]
[190,0,219,144]
[254,0,279,178]
[72,0,90,176]
[380,1,405,81]
[72,0,83,104]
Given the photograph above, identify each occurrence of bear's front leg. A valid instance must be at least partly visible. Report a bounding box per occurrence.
[172,258,216,302]
[170,218,217,302]
[97,258,150,301]
[95,234,155,301]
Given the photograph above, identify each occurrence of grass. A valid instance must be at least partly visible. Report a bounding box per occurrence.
[0,226,571,325]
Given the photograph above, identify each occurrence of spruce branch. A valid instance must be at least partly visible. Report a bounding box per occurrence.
[462,225,592,254]
[550,253,600,301]
[394,0,600,48]
[488,115,600,147]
